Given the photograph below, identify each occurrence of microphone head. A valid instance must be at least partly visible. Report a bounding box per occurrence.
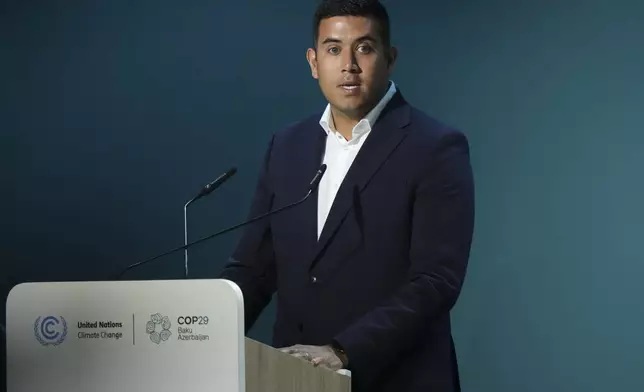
[194,167,238,200]
[227,166,238,176]
[205,167,237,190]
[308,164,327,191]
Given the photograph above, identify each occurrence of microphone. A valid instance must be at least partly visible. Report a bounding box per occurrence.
[115,164,327,280]
[189,167,238,205]
[184,167,238,279]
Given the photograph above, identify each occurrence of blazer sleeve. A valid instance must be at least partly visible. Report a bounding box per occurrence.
[332,131,475,383]
[218,135,278,332]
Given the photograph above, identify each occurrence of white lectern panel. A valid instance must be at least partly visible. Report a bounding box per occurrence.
[6,279,245,392]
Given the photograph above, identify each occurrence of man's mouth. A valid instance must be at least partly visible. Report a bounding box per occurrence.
[340,83,361,91]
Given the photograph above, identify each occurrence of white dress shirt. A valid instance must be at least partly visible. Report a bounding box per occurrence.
[317,81,398,239]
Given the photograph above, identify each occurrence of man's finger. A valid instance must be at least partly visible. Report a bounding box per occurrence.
[279,345,303,354]
[291,351,312,360]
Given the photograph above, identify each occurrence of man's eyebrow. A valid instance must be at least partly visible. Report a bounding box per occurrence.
[321,37,342,45]
[320,35,378,45]
[355,35,377,43]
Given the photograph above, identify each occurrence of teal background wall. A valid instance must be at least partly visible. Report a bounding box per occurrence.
[2,1,643,390]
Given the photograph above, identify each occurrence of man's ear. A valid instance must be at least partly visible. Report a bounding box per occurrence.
[387,46,398,70]
[306,48,319,79]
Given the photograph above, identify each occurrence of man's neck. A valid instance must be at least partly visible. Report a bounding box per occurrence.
[330,109,362,140]
[329,83,391,140]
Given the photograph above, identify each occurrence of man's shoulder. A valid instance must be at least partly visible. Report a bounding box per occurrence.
[406,104,468,146]
[401,104,472,178]
[275,112,323,139]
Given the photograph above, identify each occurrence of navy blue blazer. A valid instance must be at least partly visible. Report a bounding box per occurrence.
[220,90,475,392]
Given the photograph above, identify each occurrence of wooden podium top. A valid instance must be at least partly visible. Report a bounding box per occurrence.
[245,338,351,392]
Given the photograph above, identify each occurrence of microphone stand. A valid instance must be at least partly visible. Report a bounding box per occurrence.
[184,197,197,279]
[115,164,326,280]
[183,167,237,279]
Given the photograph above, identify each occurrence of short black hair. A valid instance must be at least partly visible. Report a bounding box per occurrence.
[313,0,391,47]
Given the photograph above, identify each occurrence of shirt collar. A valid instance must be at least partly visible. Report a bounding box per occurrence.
[319,81,397,138]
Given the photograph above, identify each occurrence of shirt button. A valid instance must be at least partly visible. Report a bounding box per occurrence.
[311,276,317,283]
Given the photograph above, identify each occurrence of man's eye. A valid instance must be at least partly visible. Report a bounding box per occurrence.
[357,45,373,54]
[328,47,340,55]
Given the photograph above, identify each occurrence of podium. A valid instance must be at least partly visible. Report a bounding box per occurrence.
[5,279,351,392]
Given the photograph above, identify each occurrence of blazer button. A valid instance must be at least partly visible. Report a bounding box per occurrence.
[310,276,317,283]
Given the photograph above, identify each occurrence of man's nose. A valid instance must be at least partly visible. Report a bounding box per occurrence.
[342,51,361,73]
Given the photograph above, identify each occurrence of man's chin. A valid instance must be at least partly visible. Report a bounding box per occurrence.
[330,100,368,119]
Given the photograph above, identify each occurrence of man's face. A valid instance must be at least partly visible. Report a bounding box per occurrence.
[307,16,396,119]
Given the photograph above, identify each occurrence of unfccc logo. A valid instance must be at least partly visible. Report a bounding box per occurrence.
[34,316,68,346]
[146,313,172,344]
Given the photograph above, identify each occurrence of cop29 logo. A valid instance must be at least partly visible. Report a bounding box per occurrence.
[146,313,172,344]
[34,316,68,346]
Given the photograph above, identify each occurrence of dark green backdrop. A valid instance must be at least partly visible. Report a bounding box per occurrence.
[3,1,643,391]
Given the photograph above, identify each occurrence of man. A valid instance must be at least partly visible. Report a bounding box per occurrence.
[219,0,475,391]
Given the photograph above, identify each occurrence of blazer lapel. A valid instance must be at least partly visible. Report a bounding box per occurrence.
[308,91,411,269]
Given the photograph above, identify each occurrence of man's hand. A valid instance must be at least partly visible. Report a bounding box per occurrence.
[279,344,346,370]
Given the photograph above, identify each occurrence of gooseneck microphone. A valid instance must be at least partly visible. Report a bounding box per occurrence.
[184,167,237,279]
[188,167,238,205]
[116,164,326,280]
